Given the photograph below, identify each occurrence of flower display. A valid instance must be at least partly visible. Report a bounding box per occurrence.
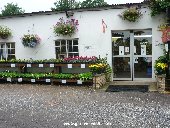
[53,17,79,36]
[154,55,168,75]
[21,34,41,48]
[155,62,168,75]
[89,63,107,74]
[119,7,142,22]
[0,26,12,39]
[63,56,97,63]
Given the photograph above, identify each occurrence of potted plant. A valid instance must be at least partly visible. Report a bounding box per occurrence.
[154,55,168,92]
[21,34,41,48]
[119,7,142,22]
[89,63,107,75]
[154,55,168,75]
[0,26,12,39]
[53,17,79,36]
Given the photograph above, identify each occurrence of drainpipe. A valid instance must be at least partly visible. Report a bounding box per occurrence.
[167,7,170,78]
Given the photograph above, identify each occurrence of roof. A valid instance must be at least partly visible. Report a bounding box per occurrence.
[0,1,149,19]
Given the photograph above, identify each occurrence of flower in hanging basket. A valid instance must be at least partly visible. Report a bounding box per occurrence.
[53,17,79,36]
[21,34,41,48]
[0,26,12,39]
[119,7,142,22]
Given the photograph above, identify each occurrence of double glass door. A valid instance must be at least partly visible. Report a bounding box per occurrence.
[112,29,152,80]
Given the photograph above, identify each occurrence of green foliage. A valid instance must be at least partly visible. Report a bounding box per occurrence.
[149,0,170,16]
[155,55,168,63]
[0,71,92,80]
[80,0,108,8]
[119,8,143,22]
[79,72,92,80]
[51,0,108,11]
[154,55,168,75]
[51,0,81,11]
[1,3,25,16]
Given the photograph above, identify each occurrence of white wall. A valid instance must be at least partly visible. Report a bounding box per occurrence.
[0,6,165,80]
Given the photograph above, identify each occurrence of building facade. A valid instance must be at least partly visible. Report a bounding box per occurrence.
[0,4,165,81]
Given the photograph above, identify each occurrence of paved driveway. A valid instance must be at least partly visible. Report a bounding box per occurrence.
[0,84,169,128]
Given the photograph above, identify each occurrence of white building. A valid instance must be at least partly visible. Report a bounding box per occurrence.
[0,3,165,82]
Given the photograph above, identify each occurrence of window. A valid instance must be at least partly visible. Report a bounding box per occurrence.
[55,39,79,59]
[0,42,15,60]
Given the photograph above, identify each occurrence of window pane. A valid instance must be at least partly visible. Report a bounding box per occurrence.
[74,53,79,56]
[55,47,60,53]
[1,44,4,49]
[61,40,66,44]
[73,40,78,45]
[68,46,72,52]
[61,45,66,53]
[6,43,10,48]
[55,41,60,46]
[8,49,15,54]
[11,43,15,48]
[7,55,15,60]
[73,46,78,52]
[8,49,11,54]
[68,53,73,57]
[68,40,72,46]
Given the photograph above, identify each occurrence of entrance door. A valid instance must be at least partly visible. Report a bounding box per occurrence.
[112,29,152,80]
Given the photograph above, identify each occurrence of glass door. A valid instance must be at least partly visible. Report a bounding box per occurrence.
[133,30,152,80]
[112,30,132,80]
[112,29,152,81]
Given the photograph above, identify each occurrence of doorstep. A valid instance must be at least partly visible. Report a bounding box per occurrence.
[109,81,157,92]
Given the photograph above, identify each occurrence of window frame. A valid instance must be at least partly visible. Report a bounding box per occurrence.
[55,39,79,59]
[0,42,15,60]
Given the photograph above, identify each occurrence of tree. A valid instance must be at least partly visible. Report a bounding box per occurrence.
[80,0,108,8]
[51,0,80,11]
[1,3,25,16]
[149,0,170,16]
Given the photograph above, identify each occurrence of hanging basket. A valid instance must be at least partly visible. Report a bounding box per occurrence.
[0,34,9,39]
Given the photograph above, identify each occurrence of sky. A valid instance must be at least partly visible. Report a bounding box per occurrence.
[0,0,144,13]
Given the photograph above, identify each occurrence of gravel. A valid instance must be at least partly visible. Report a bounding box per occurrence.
[0,84,169,128]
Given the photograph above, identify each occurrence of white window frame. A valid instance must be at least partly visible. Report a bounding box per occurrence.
[55,39,79,58]
[0,42,15,60]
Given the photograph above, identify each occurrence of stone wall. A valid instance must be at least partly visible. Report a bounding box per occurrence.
[156,75,166,92]
[93,74,106,89]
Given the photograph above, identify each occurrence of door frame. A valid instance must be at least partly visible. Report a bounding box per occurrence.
[112,29,152,81]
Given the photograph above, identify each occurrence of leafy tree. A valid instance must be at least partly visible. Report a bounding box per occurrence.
[51,0,80,11]
[80,0,108,8]
[149,0,170,16]
[1,3,25,16]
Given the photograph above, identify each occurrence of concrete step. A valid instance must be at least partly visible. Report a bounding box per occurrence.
[109,81,157,92]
